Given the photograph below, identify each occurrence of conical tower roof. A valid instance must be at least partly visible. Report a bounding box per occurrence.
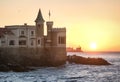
[35,9,45,22]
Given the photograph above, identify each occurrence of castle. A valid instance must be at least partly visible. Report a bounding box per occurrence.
[0,9,66,66]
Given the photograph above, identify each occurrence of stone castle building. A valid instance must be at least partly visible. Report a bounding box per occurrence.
[0,9,66,66]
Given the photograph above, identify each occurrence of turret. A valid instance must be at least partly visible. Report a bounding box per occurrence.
[35,9,45,37]
[46,21,53,45]
[46,10,53,44]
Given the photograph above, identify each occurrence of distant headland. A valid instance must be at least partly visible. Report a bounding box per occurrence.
[66,47,83,52]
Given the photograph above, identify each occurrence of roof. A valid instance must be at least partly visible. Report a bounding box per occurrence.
[5,25,35,29]
[35,9,45,22]
[0,28,14,38]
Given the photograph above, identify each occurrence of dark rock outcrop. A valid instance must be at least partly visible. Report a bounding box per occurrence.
[0,64,9,72]
[7,64,33,72]
[67,55,111,65]
[0,64,34,72]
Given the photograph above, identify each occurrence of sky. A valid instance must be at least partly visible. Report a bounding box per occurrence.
[0,0,120,51]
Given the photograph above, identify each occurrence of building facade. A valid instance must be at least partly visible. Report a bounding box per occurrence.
[0,9,66,66]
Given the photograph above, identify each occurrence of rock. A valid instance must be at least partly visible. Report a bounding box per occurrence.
[0,64,9,72]
[67,55,111,65]
[7,64,33,72]
[0,63,34,72]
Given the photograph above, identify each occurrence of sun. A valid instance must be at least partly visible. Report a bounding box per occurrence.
[90,42,97,50]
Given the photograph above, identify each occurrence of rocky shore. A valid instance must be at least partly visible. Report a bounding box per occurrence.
[0,54,111,72]
[67,55,111,65]
[0,64,34,72]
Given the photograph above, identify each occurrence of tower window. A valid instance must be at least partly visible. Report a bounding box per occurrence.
[31,31,34,36]
[58,36,66,44]
[9,40,15,45]
[38,24,40,27]
[38,39,41,45]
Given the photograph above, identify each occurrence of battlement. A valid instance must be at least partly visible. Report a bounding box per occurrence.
[46,21,53,25]
[52,27,66,32]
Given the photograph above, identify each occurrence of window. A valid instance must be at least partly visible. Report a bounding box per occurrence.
[9,40,15,45]
[38,24,40,27]
[58,36,66,44]
[21,31,24,35]
[31,40,34,46]
[31,31,34,36]
[19,40,26,45]
[1,41,5,44]
[38,39,41,45]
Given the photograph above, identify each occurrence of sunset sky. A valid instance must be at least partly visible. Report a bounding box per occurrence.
[0,0,120,51]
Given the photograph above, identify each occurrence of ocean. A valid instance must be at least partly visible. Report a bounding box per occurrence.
[0,52,120,82]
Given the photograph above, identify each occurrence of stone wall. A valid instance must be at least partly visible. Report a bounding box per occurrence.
[0,47,66,66]
[45,47,67,66]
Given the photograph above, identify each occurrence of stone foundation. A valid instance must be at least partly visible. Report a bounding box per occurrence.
[0,47,66,66]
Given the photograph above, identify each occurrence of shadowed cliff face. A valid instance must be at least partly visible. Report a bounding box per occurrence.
[67,55,111,65]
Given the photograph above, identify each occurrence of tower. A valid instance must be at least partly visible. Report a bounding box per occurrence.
[46,10,53,45]
[35,9,45,37]
[35,9,45,47]
[46,21,53,44]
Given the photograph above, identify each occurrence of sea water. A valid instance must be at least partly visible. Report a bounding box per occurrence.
[0,52,120,82]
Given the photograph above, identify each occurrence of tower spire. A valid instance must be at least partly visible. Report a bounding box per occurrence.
[35,9,45,22]
[49,10,51,21]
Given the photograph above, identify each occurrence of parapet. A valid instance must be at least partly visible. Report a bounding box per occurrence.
[46,21,53,25]
[52,27,66,32]
[5,24,35,29]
